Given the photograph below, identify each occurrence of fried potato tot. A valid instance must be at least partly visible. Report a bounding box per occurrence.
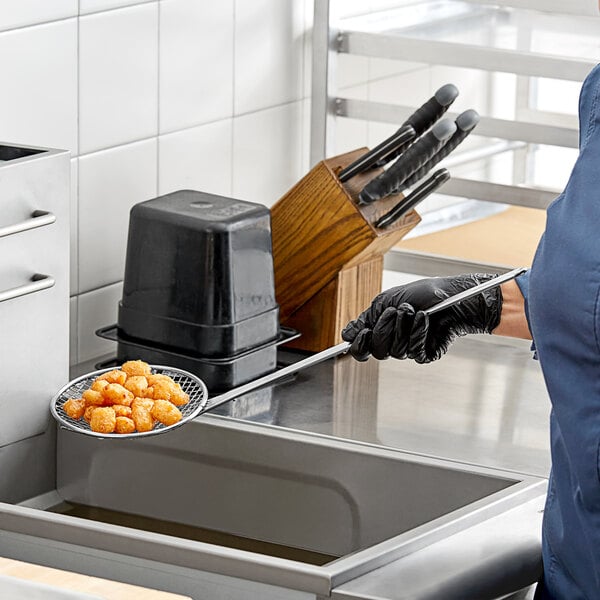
[63,398,86,420]
[102,383,134,406]
[112,405,132,418]
[151,399,183,426]
[152,373,189,405]
[152,379,178,401]
[132,397,153,411]
[83,406,96,423]
[170,387,189,406]
[115,416,136,434]
[124,375,148,396]
[90,407,116,434]
[91,379,109,393]
[97,369,127,385]
[147,374,172,386]
[131,405,153,432]
[82,389,105,407]
[122,360,152,377]
[142,386,154,398]
[152,379,188,405]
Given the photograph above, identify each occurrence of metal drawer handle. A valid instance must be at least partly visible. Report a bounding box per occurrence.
[0,273,55,303]
[0,210,56,238]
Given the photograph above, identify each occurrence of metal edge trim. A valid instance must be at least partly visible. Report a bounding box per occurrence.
[324,479,547,589]
[0,502,332,596]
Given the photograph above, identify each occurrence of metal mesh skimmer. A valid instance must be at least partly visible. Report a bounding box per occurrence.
[50,365,209,439]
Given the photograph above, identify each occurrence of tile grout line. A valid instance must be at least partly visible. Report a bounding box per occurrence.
[74,96,310,162]
[231,0,237,196]
[156,0,161,196]
[73,279,123,300]
[75,1,82,364]
[0,0,158,35]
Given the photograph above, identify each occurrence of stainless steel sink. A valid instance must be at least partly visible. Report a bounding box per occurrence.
[0,415,545,599]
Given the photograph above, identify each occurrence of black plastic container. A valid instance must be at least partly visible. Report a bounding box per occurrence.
[96,325,300,393]
[119,190,279,357]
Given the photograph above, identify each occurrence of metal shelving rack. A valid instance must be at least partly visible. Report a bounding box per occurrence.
[310,0,600,274]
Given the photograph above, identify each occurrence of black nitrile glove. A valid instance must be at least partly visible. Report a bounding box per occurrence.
[341,273,503,363]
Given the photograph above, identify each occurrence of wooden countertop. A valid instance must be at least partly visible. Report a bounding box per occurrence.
[0,557,191,600]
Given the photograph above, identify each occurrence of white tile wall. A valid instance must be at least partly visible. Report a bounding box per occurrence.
[301,97,312,173]
[70,159,79,296]
[78,283,122,363]
[232,101,304,206]
[0,20,77,151]
[40,0,316,360]
[79,3,159,154]
[78,139,158,293]
[302,0,313,99]
[69,297,78,365]
[0,1,77,32]
[158,119,233,197]
[159,0,234,133]
[234,0,306,115]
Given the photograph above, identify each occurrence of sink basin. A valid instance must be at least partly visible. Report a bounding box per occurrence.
[0,416,545,599]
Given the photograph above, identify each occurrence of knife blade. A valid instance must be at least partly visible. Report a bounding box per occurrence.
[374,83,459,168]
[338,125,416,183]
[359,119,456,205]
[398,109,479,192]
[374,169,451,228]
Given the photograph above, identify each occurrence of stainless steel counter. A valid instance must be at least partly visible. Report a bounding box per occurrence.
[212,334,551,479]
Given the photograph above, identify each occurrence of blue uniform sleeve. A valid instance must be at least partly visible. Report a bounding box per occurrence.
[515,270,537,358]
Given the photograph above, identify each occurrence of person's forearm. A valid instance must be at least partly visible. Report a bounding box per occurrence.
[492,280,532,339]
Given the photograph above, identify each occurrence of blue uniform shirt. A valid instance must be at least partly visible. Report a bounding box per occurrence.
[517,63,600,599]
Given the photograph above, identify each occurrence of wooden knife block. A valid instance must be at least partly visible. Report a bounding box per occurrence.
[271,148,421,352]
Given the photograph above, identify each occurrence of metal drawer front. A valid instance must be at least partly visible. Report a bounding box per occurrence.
[0,272,67,447]
[0,147,69,447]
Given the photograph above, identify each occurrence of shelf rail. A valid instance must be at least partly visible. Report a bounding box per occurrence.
[336,99,579,149]
[338,30,597,82]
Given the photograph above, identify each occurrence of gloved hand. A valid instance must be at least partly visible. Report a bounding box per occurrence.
[341,273,503,363]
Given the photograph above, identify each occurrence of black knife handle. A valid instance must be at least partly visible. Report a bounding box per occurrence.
[400,109,479,190]
[375,169,451,228]
[338,125,416,183]
[374,83,459,167]
[404,83,459,137]
[359,119,456,204]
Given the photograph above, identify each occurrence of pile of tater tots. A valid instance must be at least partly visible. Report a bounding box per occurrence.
[62,360,189,434]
